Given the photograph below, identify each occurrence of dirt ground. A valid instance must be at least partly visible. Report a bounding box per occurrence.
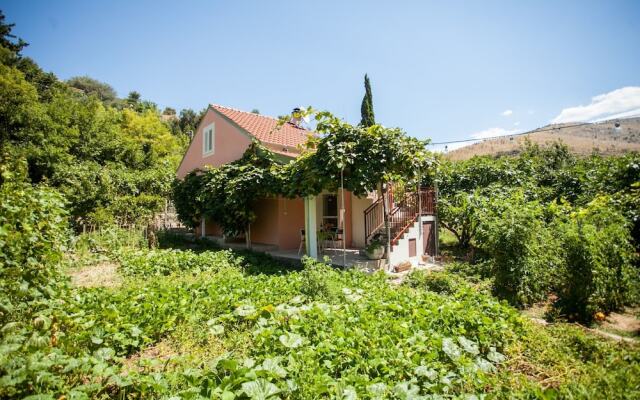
[68,261,122,288]
[522,298,639,343]
[599,308,640,338]
[122,340,177,372]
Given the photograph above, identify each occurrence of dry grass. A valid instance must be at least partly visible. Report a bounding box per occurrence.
[121,339,178,373]
[68,261,122,288]
[447,133,640,160]
[447,117,640,160]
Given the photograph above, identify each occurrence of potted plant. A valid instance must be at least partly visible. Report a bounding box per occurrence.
[365,236,385,260]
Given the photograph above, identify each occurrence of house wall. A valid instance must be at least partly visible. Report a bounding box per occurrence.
[277,197,305,250]
[350,195,373,248]
[205,220,223,236]
[194,219,224,238]
[389,215,437,267]
[176,108,253,179]
[250,197,280,246]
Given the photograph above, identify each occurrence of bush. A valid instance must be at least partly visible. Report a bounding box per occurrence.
[445,261,493,283]
[298,257,341,300]
[555,197,639,322]
[403,270,470,295]
[0,177,69,319]
[476,193,564,307]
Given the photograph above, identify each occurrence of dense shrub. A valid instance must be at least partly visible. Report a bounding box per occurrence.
[445,260,493,283]
[0,167,89,397]
[476,193,564,307]
[0,172,69,321]
[298,257,342,300]
[555,197,639,322]
[403,269,471,295]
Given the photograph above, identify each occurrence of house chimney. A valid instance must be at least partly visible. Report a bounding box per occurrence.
[289,107,302,127]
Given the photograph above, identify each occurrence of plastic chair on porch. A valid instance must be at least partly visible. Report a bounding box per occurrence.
[330,228,344,249]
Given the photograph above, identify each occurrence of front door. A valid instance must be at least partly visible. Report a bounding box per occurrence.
[422,221,435,255]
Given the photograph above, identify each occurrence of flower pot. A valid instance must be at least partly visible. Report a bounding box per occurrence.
[365,245,385,260]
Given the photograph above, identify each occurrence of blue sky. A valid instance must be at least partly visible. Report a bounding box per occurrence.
[2,0,639,149]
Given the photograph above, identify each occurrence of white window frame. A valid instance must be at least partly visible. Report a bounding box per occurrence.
[202,123,215,156]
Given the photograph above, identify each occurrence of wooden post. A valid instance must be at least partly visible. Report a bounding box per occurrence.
[341,169,346,267]
[434,180,440,258]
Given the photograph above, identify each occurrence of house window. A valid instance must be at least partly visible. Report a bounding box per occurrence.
[202,123,215,155]
[322,194,338,229]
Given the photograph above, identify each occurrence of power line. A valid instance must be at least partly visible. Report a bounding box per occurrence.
[427,114,639,146]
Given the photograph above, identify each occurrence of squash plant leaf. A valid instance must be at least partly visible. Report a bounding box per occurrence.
[279,332,303,349]
[241,379,281,399]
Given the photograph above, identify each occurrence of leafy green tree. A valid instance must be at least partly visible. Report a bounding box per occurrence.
[126,90,141,106]
[67,75,118,103]
[360,74,375,127]
[0,10,27,55]
[178,108,202,135]
[554,197,639,322]
[437,190,485,248]
[476,192,564,307]
[0,63,41,145]
[0,30,183,227]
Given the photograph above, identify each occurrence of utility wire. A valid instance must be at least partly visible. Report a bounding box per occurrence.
[427,114,640,146]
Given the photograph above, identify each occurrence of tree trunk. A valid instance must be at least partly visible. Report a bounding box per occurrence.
[245,224,252,249]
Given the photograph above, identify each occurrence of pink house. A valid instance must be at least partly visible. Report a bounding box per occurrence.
[176,104,437,269]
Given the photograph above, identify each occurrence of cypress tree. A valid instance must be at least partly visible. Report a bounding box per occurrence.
[360,74,375,127]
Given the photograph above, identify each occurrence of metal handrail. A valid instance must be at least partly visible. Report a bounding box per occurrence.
[364,188,436,245]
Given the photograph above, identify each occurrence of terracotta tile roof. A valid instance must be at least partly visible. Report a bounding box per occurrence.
[211,104,311,150]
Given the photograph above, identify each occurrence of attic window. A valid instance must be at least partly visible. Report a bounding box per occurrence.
[203,123,215,155]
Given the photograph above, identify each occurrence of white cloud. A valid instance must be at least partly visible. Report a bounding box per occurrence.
[513,121,520,126]
[552,86,640,123]
[501,109,513,116]
[527,110,535,115]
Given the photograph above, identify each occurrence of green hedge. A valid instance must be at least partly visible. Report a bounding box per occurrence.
[555,197,639,322]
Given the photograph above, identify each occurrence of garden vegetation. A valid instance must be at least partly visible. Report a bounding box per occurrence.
[2,11,640,399]
[436,143,640,321]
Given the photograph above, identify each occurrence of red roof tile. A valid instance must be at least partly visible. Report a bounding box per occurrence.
[211,104,311,150]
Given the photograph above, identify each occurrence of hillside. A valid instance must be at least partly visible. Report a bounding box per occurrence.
[446,117,640,160]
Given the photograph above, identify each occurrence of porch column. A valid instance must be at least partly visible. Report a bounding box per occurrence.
[200,218,206,239]
[304,196,318,259]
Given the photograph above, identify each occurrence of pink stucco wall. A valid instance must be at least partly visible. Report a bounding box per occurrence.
[176,107,253,179]
[249,196,305,250]
[277,197,305,250]
[250,197,280,246]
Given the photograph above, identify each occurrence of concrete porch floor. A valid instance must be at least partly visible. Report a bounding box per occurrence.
[267,247,386,272]
[203,235,440,275]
